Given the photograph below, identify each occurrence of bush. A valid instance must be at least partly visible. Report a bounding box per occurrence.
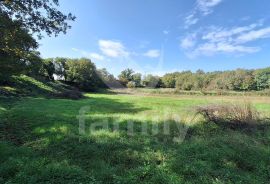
[195,102,260,129]
[126,81,136,88]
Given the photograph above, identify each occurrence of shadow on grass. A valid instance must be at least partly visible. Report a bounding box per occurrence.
[1,96,270,183]
[0,95,149,145]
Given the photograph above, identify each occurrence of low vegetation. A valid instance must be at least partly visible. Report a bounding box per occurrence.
[196,102,261,129]
[112,88,270,96]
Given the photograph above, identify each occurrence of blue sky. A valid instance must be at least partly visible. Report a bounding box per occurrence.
[38,0,270,76]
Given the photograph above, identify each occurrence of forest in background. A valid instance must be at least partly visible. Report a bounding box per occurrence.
[2,55,270,92]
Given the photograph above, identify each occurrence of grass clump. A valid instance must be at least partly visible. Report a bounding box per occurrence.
[196,102,260,129]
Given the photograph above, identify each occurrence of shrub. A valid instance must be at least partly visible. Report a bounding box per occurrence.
[126,81,136,88]
[195,102,260,129]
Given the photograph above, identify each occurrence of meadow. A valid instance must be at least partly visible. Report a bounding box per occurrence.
[1,92,270,184]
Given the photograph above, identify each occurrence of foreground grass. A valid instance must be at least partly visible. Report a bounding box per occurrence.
[0,93,270,183]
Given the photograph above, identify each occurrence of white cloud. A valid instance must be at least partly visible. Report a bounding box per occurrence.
[98,40,129,58]
[180,34,196,49]
[184,0,223,28]
[236,27,270,43]
[202,24,259,42]
[184,13,199,28]
[181,21,270,57]
[193,43,259,57]
[197,0,223,15]
[72,48,105,61]
[71,48,79,52]
[144,49,160,58]
[89,53,104,61]
[163,30,169,35]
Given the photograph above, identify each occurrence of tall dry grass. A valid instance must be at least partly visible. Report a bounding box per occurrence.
[196,102,260,129]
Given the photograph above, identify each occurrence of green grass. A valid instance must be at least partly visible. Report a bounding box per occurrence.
[1,93,270,183]
[0,75,78,98]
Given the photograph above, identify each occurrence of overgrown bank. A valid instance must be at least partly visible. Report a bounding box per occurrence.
[0,75,82,100]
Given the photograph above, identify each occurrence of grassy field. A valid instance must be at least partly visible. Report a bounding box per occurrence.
[1,93,270,183]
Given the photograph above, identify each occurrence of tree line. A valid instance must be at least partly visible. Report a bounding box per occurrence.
[2,51,270,91]
[118,68,270,91]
